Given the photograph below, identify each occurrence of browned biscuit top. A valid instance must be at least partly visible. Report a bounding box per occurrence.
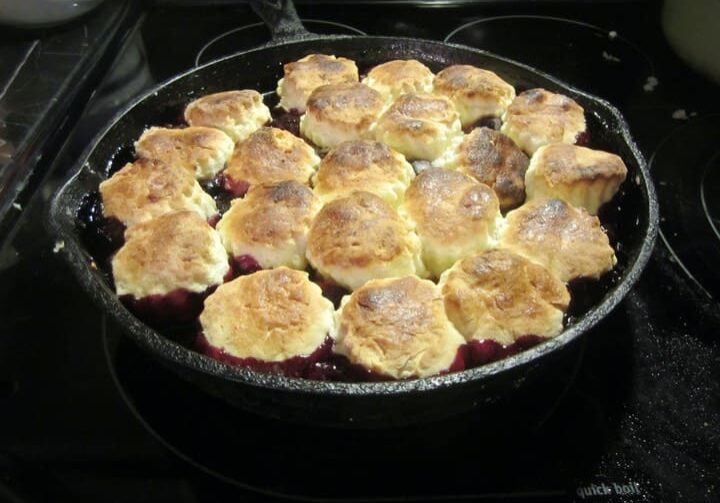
[321,139,395,173]
[313,140,412,199]
[502,88,585,152]
[99,158,215,227]
[374,92,459,147]
[305,83,384,126]
[112,210,229,296]
[388,92,456,124]
[440,249,570,344]
[185,90,264,124]
[341,276,440,343]
[134,126,233,178]
[200,267,334,361]
[456,127,529,210]
[363,59,435,100]
[306,191,412,269]
[508,88,583,116]
[434,65,512,101]
[219,181,318,247]
[286,53,354,74]
[533,143,628,186]
[225,127,318,185]
[335,276,465,379]
[403,168,500,242]
[452,250,570,309]
[284,54,358,88]
[501,198,616,282]
[366,59,433,86]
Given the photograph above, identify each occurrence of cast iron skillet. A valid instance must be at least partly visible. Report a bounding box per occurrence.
[49,0,658,427]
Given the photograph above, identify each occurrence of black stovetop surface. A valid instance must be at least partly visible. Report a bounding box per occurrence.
[1,2,719,502]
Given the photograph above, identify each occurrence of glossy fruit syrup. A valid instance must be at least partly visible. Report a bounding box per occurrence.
[575,130,592,147]
[463,115,503,134]
[222,175,251,198]
[200,174,236,214]
[270,109,302,137]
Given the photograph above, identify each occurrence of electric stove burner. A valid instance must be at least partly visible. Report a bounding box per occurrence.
[103,309,643,500]
[701,153,720,241]
[445,16,654,108]
[651,114,720,300]
[195,20,366,67]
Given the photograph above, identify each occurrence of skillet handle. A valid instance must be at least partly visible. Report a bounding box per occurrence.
[249,0,312,42]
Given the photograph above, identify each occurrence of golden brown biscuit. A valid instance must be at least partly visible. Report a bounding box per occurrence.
[224,127,320,190]
[184,90,271,142]
[306,191,426,290]
[277,54,359,112]
[200,267,335,362]
[334,276,466,379]
[99,159,217,228]
[438,249,570,345]
[400,168,502,278]
[500,198,616,282]
[216,181,320,270]
[374,92,462,161]
[312,140,415,207]
[134,126,234,180]
[501,88,586,155]
[525,143,628,215]
[112,211,229,298]
[444,127,529,211]
[300,83,385,149]
[362,59,434,103]
[433,65,515,128]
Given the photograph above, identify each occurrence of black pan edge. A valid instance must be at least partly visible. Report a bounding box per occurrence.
[48,35,659,397]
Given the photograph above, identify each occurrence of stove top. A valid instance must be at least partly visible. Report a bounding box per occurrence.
[0,0,138,239]
[1,2,719,502]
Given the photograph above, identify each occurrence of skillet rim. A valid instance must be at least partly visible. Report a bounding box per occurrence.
[48,34,659,396]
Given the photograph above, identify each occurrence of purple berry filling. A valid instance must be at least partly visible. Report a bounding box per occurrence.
[442,345,469,375]
[99,216,126,250]
[230,254,262,278]
[574,130,592,147]
[223,174,251,197]
[120,285,218,326]
[207,214,221,228]
[466,335,547,367]
[463,115,502,133]
[310,345,469,382]
[270,109,302,137]
[196,333,334,378]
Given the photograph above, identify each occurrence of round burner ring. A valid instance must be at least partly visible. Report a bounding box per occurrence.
[103,318,586,499]
[444,15,655,105]
[649,114,720,299]
[446,14,653,62]
[700,151,720,243]
[195,20,366,67]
